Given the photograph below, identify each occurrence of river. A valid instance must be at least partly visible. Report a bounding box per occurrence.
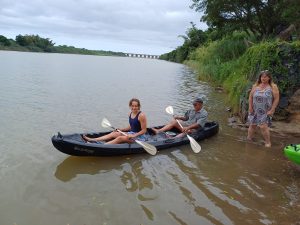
[0,50,299,225]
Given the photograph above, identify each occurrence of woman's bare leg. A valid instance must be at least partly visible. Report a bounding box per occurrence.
[83,131,121,142]
[247,124,256,141]
[260,124,271,147]
[106,135,130,144]
[153,119,182,134]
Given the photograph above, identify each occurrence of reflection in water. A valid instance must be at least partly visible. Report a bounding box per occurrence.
[52,65,300,224]
[1,52,300,225]
[55,146,292,224]
[54,156,145,182]
[141,204,154,221]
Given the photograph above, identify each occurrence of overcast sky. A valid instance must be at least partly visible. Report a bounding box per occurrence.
[0,0,207,55]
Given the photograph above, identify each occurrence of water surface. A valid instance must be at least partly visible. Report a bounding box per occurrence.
[0,51,299,225]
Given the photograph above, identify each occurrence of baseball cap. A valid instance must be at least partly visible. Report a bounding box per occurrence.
[193,97,203,104]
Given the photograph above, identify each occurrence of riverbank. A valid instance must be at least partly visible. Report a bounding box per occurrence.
[228,115,300,139]
[215,84,300,139]
[0,34,125,56]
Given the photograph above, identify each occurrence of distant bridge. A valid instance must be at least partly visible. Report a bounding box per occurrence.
[125,53,160,59]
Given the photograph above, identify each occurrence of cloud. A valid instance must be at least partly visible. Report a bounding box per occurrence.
[0,0,207,54]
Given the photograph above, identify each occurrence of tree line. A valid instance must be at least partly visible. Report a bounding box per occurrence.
[0,34,125,56]
[160,0,300,62]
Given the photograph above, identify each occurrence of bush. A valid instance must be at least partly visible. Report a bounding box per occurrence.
[186,33,300,112]
[0,35,11,46]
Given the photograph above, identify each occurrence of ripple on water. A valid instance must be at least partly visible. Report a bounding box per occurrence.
[0,52,299,225]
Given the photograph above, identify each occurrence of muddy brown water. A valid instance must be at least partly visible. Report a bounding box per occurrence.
[0,51,299,225]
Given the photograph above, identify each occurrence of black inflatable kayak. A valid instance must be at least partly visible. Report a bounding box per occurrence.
[51,121,219,156]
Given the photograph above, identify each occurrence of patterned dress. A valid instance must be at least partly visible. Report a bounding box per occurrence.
[248,86,273,127]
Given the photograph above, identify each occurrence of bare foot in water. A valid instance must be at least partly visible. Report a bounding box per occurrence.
[265,143,271,148]
[246,137,253,142]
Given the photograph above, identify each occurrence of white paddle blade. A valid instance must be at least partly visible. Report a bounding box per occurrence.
[187,135,202,153]
[165,106,174,115]
[135,140,157,155]
[101,117,112,128]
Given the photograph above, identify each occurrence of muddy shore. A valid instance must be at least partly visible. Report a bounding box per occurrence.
[228,116,300,140]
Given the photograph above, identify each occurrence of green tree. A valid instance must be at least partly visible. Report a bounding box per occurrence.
[179,22,207,50]
[191,0,299,38]
[15,34,55,51]
[16,34,30,46]
[161,23,208,62]
[0,35,11,46]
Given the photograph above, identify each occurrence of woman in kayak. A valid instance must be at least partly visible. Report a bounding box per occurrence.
[82,98,147,144]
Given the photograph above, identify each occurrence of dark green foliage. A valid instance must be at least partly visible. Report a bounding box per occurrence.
[162,0,299,63]
[159,22,208,63]
[186,31,254,108]
[187,38,300,115]
[190,0,300,39]
[52,45,125,56]
[15,34,55,52]
[0,35,11,46]
[161,0,299,119]
[0,34,126,56]
[160,46,188,63]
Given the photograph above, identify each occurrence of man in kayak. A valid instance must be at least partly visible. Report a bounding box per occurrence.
[82,98,147,144]
[152,97,208,136]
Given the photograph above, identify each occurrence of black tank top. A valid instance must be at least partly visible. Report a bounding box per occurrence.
[129,111,142,132]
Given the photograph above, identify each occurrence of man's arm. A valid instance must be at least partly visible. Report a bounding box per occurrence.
[182,123,200,132]
[175,110,189,121]
[174,115,187,121]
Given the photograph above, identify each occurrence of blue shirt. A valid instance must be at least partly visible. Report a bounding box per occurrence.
[129,111,142,132]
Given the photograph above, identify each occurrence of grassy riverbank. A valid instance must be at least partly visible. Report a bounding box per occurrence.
[160,0,300,120]
[185,32,300,112]
[160,30,300,120]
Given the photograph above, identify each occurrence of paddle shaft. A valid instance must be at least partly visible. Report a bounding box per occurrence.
[175,119,184,129]
[109,126,129,137]
[169,109,201,153]
[173,116,196,134]
[172,115,187,132]
[101,117,157,155]
[108,125,141,141]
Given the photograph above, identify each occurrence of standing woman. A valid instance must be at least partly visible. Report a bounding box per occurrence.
[247,70,280,147]
[83,98,147,144]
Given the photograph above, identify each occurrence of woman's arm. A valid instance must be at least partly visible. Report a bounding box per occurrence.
[268,84,280,115]
[119,125,131,132]
[248,86,255,114]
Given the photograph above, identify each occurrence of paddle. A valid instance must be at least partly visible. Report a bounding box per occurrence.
[165,106,202,153]
[101,118,157,155]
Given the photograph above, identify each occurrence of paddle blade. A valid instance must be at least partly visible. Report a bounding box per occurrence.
[165,106,174,115]
[135,140,157,155]
[101,117,112,128]
[187,135,202,153]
